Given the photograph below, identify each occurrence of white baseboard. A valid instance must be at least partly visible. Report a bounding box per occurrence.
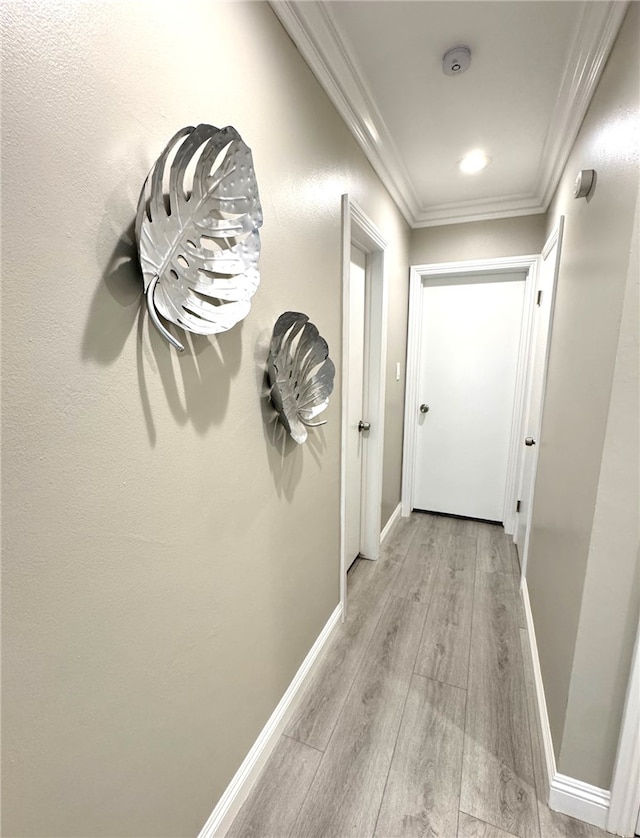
[520,580,611,832]
[521,579,557,784]
[197,603,343,838]
[549,773,611,830]
[380,503,402,545]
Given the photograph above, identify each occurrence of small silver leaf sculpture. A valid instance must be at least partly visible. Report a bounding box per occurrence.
[135,123,263,352]
[268,312,336,444]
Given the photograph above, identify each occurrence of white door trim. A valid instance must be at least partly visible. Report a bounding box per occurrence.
[608,620,640,837]
[340,195,388,613]
[401,255,539,522]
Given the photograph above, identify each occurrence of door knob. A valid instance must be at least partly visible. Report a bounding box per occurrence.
[419,404,430,414]
[525,437,536,446]
[358,420,371,432]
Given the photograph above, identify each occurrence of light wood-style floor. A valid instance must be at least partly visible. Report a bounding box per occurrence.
[226,513,608,838]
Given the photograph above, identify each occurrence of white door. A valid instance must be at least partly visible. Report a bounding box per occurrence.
[345,245,367,567]
[413,273,526,521]
[515,221,564,572]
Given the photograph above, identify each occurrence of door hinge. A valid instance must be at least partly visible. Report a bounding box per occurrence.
[516,500,522,513]
[536,290,543,306]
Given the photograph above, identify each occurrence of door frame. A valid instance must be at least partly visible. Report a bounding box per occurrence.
[401,254,539,529]
[607,619,640,837]
[515,219,564,580]
[340,195,388,614]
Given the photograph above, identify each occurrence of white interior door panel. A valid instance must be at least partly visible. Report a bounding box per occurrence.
[413,274,525,521]
[345,246,366,566]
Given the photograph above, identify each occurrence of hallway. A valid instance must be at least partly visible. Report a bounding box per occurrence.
[226,513,608,838]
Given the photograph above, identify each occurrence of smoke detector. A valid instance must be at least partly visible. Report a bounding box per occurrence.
[443,46,471,76]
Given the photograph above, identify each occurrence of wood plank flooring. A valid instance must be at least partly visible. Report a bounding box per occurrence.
[460,566,537,837]
[293,596,426,837]
[374,674,466,838]
[225,513,610,838]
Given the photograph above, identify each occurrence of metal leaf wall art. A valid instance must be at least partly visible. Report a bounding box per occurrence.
[268,312,336,444]
[135,123,263,352]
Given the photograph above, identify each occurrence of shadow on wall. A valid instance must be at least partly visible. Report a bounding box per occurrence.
[82,219,142,364]
[254,328,327,501]
[82,216,242,445]
[81,207,327,491]
[135,312,243,445]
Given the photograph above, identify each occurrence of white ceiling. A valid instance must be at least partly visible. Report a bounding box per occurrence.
[270,1,627,227]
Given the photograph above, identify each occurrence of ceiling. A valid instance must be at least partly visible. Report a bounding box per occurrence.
[270,1,627,228]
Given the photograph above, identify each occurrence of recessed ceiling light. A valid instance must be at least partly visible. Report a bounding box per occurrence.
[458,150,491,174]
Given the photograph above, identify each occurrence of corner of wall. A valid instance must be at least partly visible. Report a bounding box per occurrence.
[525,0,640,792]
[557,187,640,789]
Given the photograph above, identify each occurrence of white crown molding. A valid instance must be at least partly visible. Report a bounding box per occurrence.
[269,1,419,226]
[535,1,629,210]
[412,195,546,228]
[270,0,627,229]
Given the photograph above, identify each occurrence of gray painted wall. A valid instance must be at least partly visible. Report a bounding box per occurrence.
[559,187,639,788]
[0,2,409,835]
[410,215,547,265]
[527,2,639,790]
[2,3,637,835]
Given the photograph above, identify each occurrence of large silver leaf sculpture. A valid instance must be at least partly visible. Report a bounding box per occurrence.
[135,123,262,351]
[268,312,336,444]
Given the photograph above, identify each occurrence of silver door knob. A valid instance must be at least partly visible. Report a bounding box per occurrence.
[525,437,536,446]
[420,404,430,414]
[358,420,371,432]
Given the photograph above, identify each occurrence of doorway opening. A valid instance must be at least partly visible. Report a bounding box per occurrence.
[515,220,564,579]
[402,253,541,549]
[340,196,388,616]
[344,243,368,574]
[412,270,527,523]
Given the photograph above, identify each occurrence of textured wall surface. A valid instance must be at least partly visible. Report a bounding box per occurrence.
[0,2,409,835]
[526,3,639,789]
[409,214,546,265]
[559,187,639,788]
